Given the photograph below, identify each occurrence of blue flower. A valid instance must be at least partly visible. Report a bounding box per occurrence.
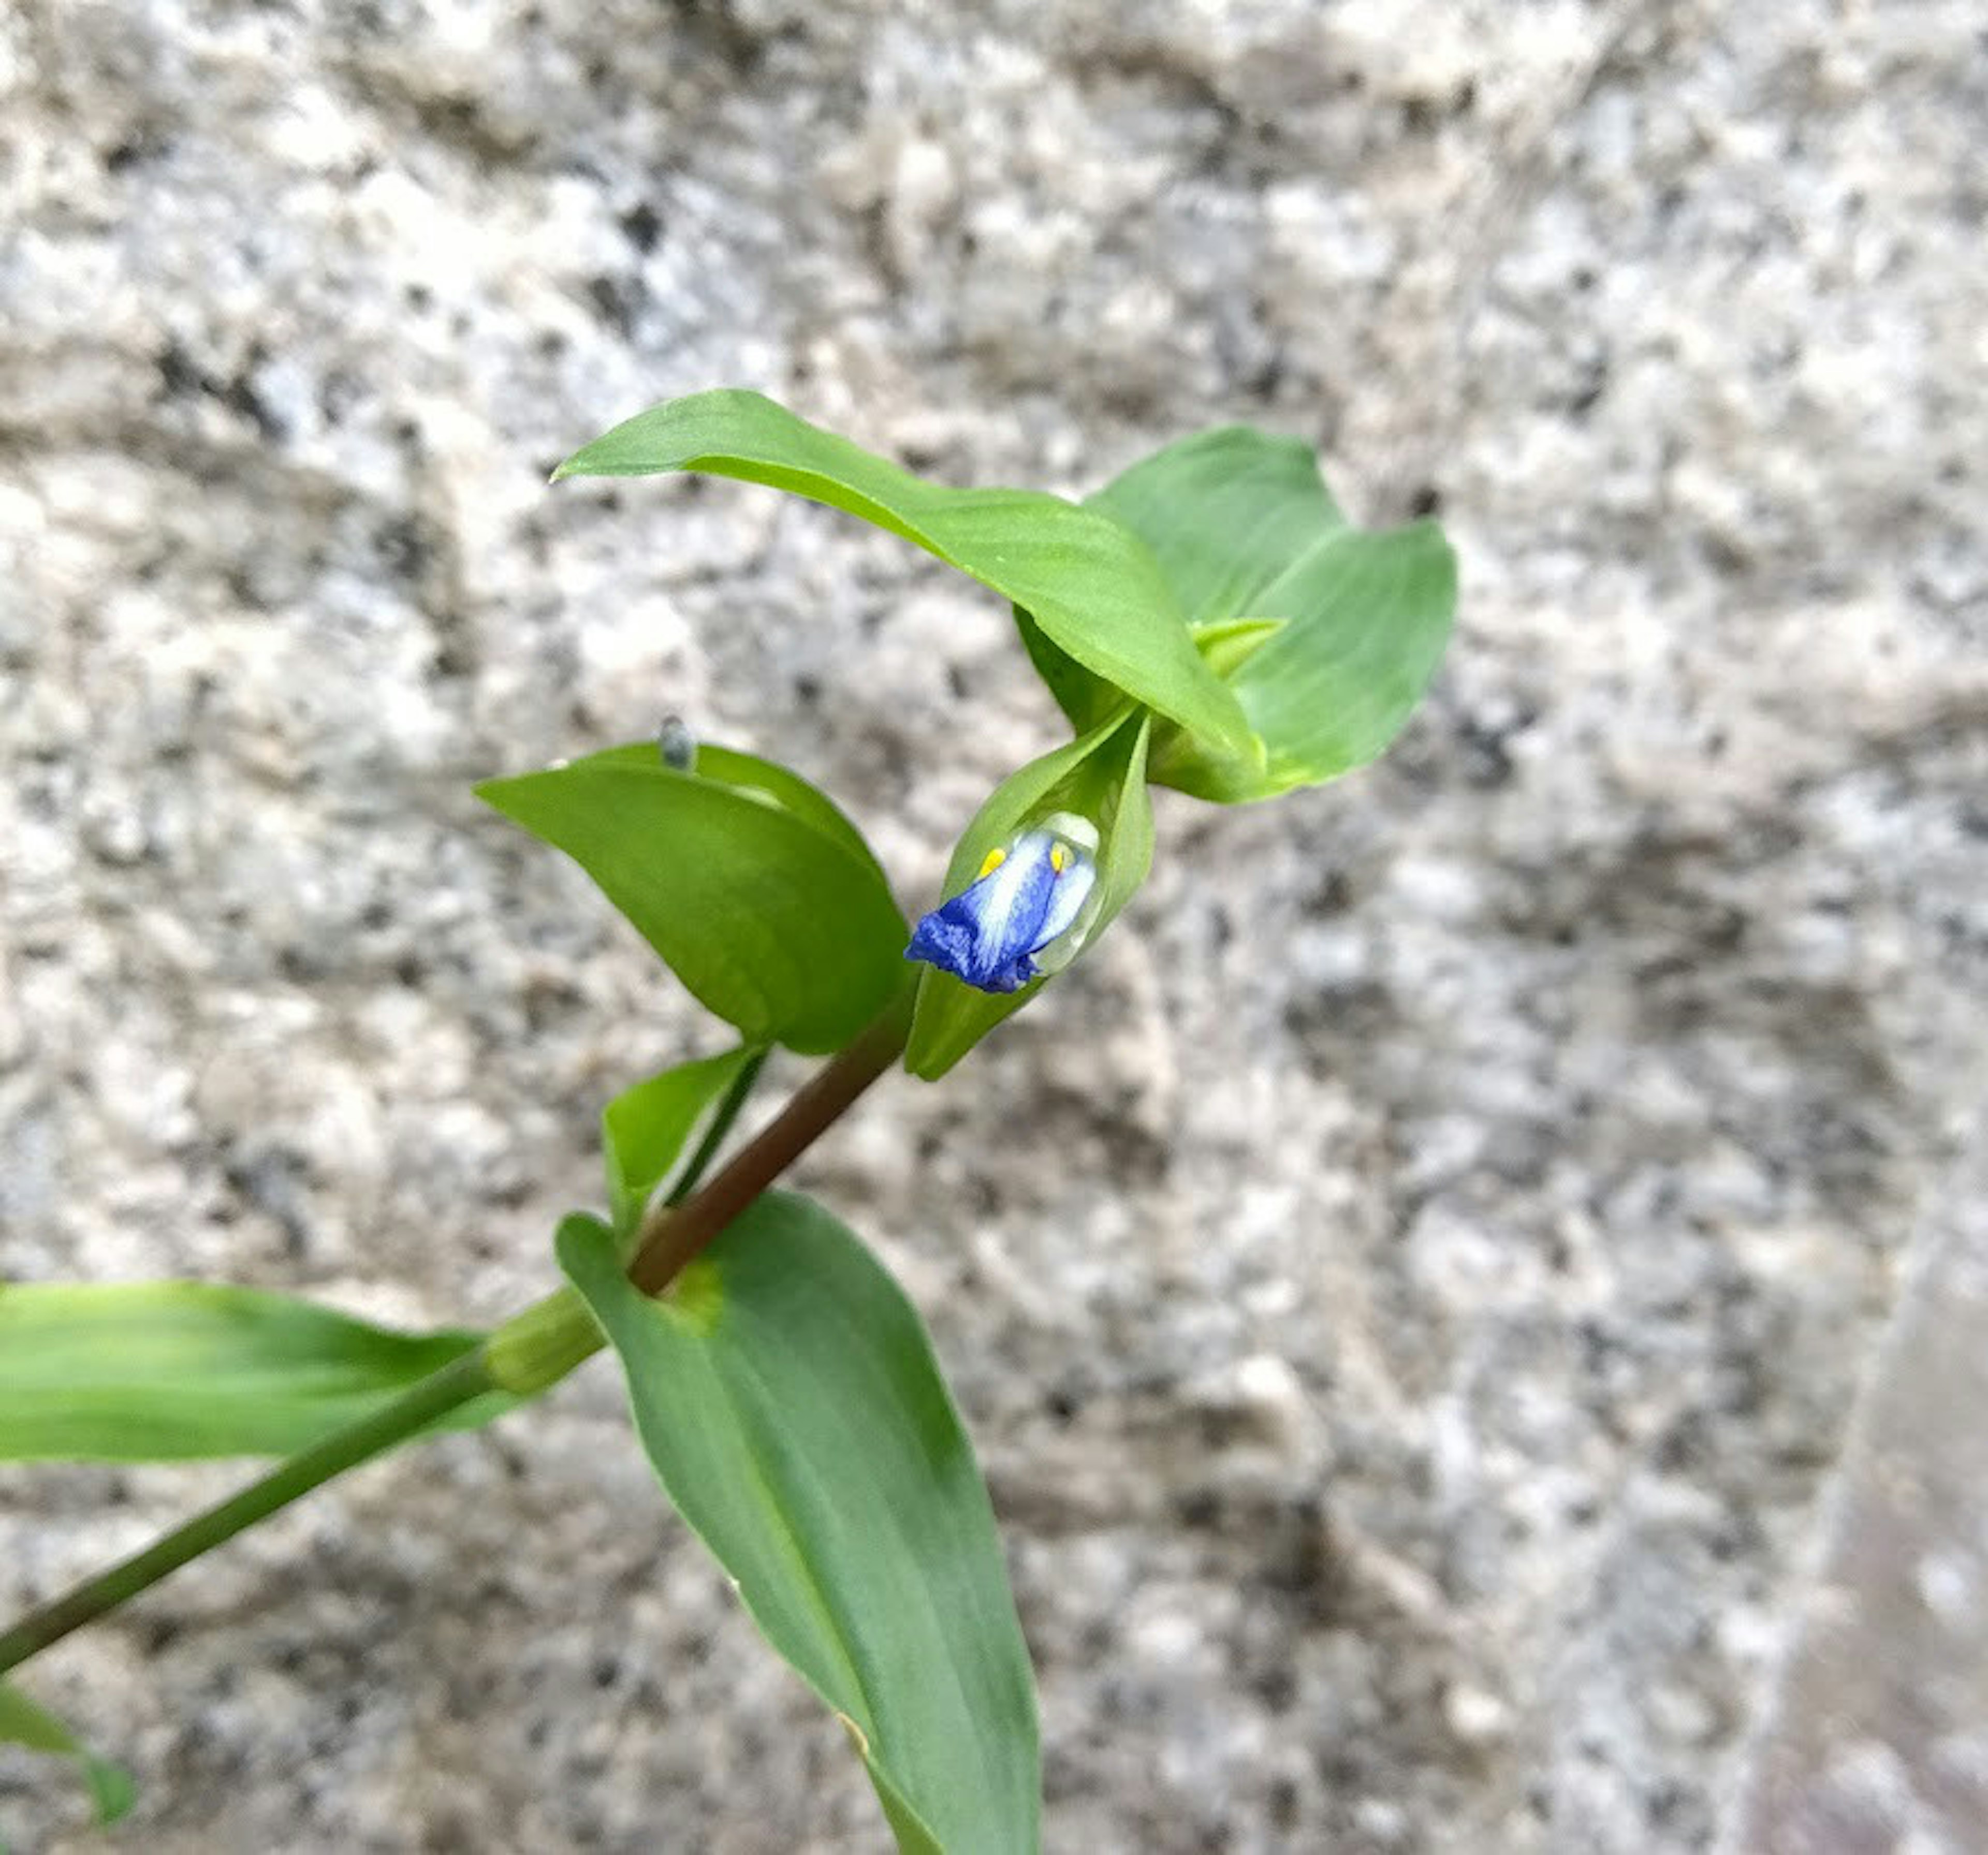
[905,816,1100,994]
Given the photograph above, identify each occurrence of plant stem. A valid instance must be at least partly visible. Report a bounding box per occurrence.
[628,997,909,1294]
[0,1351,492,1676]
[479,1284,602,1397]
[0,991,914,1677]
[665,1046,769,1207]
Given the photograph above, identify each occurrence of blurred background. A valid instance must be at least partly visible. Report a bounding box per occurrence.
[3,2,1984,1849]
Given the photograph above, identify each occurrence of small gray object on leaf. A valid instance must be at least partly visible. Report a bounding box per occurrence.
[656,715,696,771]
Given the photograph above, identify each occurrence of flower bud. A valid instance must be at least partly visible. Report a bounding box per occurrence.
[904,813,1100,994]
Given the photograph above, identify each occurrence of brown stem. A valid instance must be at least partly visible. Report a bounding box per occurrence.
[0,990,914,1676]
[628,994,911,1294]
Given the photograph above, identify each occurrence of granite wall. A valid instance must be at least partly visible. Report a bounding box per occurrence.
[3,2,1984,1849]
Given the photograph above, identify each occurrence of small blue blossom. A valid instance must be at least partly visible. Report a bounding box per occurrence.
[905,816,1100,994]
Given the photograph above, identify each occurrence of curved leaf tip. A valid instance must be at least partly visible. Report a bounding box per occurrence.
[552,390,1252,757]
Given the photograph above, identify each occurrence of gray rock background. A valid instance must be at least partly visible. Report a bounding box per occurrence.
[2,1,1983,1849]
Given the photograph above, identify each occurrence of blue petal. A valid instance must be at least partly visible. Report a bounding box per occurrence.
[1028,854,1096,958]
[905,827,1093,994]
[904,907,978,973]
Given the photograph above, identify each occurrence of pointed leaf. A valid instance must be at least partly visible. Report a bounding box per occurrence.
[0,1283,504,1462]
[558,1202,1040,1855]
[0,1682,134,1825]
[905,710,1153,1080]
[555,389,1253,758]
[602,1044,759,1239]
[478,740,907,1055]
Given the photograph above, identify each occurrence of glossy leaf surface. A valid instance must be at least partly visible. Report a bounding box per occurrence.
[558,1201,1039,1854]
[478,741,906,1055]
[556,389,1252,757]
[0,1283,496,1462]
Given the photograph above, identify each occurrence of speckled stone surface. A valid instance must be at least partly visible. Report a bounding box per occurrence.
[3,1,1984,1849]
[1721,1126,1988,1855]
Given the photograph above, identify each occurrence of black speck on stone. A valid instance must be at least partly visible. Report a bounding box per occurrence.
[586,273,639,337]
[223,376,284,441]
[375,514,435,583]
[104,134,155,173]
[618,201,663,253]
[1174,1488,1222,1529]
[156,339,206,399]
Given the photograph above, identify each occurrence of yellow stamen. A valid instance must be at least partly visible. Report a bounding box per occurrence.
[976,846,1007,879]
[1049,843,1070,873]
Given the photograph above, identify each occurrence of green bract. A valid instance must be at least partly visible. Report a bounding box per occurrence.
[907,709,1153,1079]
[477,741,907,1055]
[559,1201,1040,1855]
[1025,423,1458,801]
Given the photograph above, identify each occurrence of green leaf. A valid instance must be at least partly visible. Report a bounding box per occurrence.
[1091,424,1346,626]
[0,1283,503,1462]
[1189,520,1456,799]
[670,743,888,879]
[905,710,1154,1080]
[1029,425,1456,801]
[1015,425,1338,739]
[555,389,1253,758]
[602,1044,759,1240]
[0,1682,134,1825]
[478,739,908,1055]
[557,1203,1040,1855]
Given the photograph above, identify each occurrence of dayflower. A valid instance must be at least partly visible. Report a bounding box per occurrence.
[905,813,1100,994]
